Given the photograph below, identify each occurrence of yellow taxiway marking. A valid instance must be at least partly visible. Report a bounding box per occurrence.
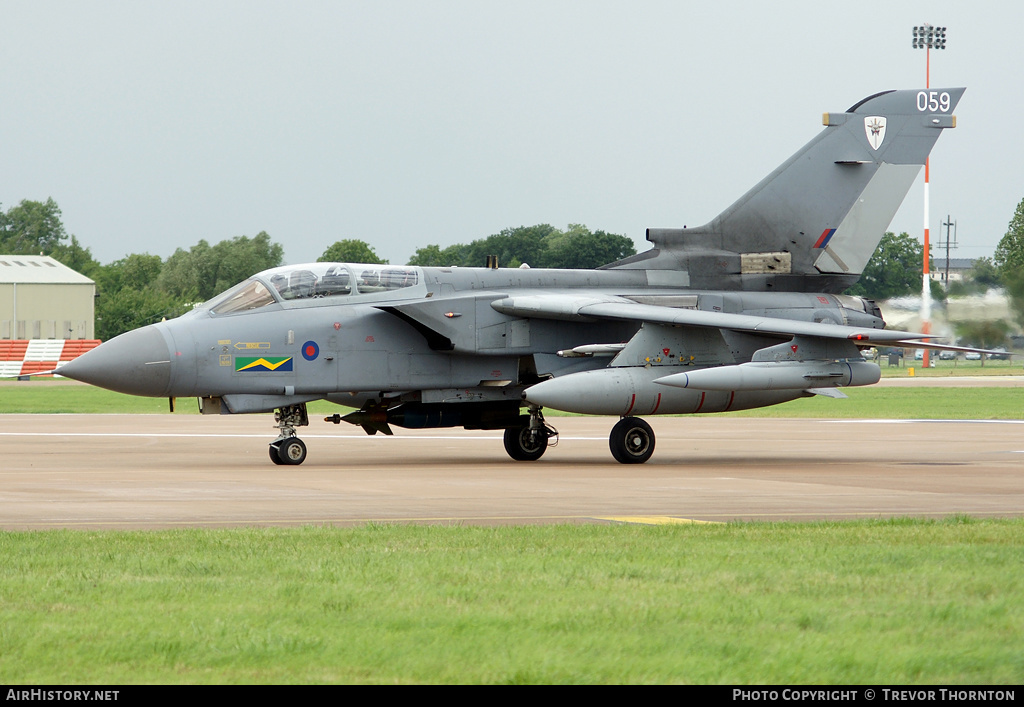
[596,516,723,526]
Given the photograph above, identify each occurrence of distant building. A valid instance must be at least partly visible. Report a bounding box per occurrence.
[0,255,95,339]
[930,258,975,285]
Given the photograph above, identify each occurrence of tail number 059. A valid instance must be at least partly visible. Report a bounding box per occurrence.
[917,91,951,113]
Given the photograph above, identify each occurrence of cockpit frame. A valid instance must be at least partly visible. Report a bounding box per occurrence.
[205,263,426,315]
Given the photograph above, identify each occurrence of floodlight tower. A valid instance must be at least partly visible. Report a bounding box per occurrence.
[912,23,946,368]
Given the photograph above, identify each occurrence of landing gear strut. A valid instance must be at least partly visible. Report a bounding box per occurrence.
[269,403,309,465]
[503,408,557,461]
[609,416,655,464]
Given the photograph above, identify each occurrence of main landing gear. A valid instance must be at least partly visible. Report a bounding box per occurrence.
[269,403,309,465]
[503,410,655,464]
[609,416,655,464]
[503,408,557,461]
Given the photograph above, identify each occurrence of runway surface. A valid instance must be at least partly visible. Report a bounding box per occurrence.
[2,412,1023,529]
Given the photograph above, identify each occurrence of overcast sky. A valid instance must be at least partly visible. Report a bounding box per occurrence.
[2,1,1021,269]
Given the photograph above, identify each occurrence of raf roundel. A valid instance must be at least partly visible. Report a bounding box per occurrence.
[301,340,320,361]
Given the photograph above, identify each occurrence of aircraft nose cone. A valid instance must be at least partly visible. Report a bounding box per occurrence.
[59,326,173,396]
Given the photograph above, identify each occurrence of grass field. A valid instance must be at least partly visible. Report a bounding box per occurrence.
[1,518,1021,684]
[878,358,1020,377]
[708,386,1024,419]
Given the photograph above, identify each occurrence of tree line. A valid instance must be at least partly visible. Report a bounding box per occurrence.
[317,224,637,270]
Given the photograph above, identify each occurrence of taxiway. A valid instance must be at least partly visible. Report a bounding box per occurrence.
[2,412,1022,529]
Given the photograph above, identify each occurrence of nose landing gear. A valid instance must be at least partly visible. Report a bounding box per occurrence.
[269,403,309,465]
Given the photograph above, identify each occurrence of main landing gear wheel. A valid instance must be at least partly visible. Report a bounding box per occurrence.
[270,437,307,466]
[504,414,549,461]
[609,417,655,464]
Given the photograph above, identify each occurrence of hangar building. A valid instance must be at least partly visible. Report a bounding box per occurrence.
[0,254,95,340]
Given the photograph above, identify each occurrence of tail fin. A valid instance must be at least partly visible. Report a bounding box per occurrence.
[608,88,965,293]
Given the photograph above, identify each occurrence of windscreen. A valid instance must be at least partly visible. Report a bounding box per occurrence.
[210,279,277,314]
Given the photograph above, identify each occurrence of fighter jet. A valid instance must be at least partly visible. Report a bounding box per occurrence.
[59,87,968,465]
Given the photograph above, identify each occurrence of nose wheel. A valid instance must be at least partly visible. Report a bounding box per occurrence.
[270,437,307,465]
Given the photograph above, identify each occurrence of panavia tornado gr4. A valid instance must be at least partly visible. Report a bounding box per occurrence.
[60,87,969,465]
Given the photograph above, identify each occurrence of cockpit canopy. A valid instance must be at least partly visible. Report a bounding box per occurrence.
[206,263,423,315]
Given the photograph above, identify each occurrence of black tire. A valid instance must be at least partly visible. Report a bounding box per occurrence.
[269,443,285,465]
[275,437,307,466]
[609,417,655,464]
[503,415,548,461]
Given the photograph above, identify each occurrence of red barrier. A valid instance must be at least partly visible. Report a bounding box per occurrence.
[1,340,102,377]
